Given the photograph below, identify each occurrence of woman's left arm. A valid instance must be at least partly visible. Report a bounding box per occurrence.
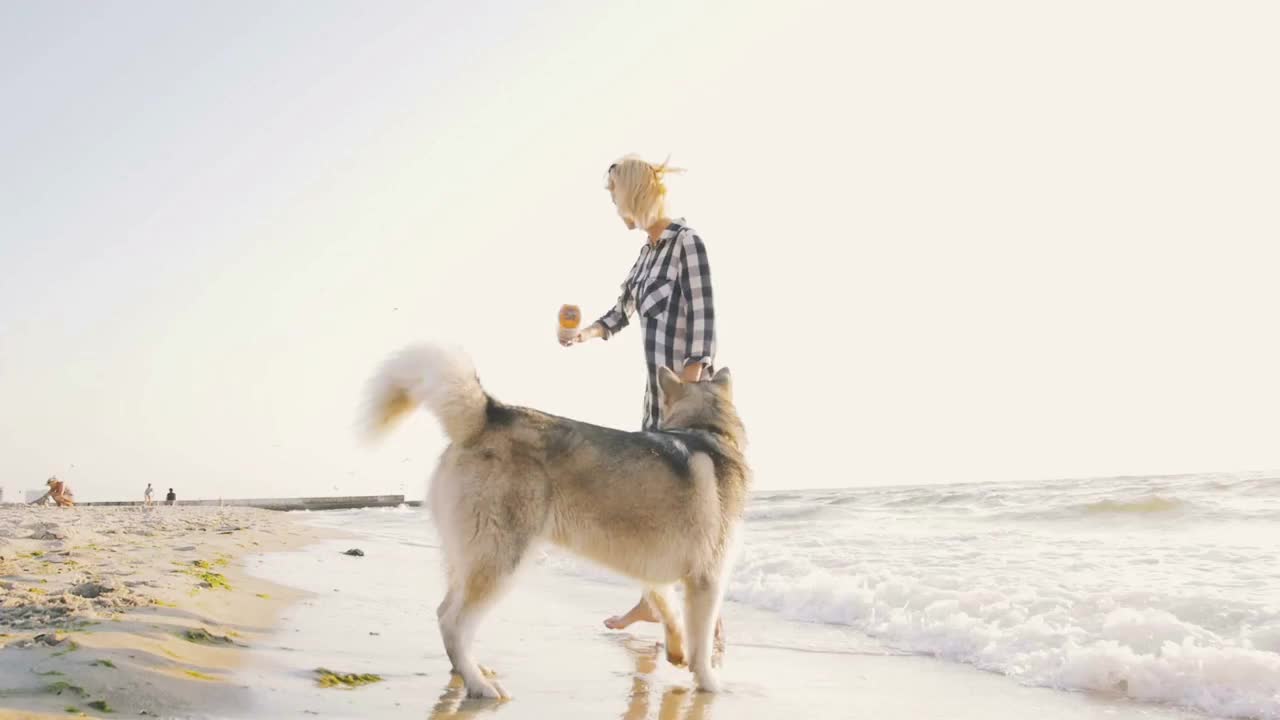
[679,230,716,381]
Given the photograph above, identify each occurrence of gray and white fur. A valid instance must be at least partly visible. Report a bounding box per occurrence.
[364,344,750,698]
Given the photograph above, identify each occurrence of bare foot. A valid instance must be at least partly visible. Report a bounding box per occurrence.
[603,596,659,630]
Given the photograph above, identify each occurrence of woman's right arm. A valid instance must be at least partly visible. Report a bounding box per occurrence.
[593,284,634,339]
[578,255,642,343]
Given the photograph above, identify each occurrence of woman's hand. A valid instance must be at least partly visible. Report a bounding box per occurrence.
[560,322,604,347]
[679,362,705,383]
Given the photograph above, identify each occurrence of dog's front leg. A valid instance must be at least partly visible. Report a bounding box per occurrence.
[644,585,686,667]
[683,574,724,692]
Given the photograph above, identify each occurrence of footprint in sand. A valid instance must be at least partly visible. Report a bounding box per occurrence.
[26,524,68,541]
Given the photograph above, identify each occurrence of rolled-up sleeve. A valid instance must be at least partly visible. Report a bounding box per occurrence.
[595,254,642,339]
[679,231,716,367]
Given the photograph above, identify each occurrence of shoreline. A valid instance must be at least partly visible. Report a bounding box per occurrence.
[237,507,1216,720]
[5,503,1247,719]
[70,495,406,512]
[0,505,336,719]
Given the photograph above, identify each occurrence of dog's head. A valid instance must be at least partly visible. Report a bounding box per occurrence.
[657,367,745,444]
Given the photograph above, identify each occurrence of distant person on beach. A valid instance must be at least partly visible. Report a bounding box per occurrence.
[165,488,176,506]
[559,155,722,638]
[144,483,154,506]
[31,476,75,507]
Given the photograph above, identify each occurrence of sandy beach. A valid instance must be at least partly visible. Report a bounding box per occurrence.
[1,502,1257,719]
[0,505,328,719]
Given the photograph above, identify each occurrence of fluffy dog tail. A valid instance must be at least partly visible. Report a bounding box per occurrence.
[363,344,489,444]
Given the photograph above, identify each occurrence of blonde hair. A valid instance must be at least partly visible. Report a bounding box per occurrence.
[605,155,684,229]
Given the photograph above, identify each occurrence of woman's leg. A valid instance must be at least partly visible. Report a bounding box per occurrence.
[603,379,664,630]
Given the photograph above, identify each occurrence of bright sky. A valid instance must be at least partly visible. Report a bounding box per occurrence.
[2,1,1277,502]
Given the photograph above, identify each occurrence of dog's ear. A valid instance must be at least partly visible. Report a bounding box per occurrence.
[711,367,732,394]
[658,366,684,401]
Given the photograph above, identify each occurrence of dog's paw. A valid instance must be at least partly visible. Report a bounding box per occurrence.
[462,671,510,701]
[665,644,687,667]
[465,680,502,700]
[694,670,723,694]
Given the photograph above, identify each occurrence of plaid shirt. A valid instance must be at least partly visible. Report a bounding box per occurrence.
[595,218,716,430]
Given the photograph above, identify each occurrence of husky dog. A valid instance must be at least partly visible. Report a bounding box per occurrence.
[364,344,750,698]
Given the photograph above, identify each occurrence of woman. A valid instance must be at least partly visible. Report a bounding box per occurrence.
[562,154,720,632]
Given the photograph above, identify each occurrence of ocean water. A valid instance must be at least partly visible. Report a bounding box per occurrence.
[250,472,1279,719]
[727,472,1280,719]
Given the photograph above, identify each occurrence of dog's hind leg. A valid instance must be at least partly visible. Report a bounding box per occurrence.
[439,559,512,699]
[433,454,548,699]
[436,587,456,622]
[682,572,725,693]
[438,511,540,699]
[644,585,686,667]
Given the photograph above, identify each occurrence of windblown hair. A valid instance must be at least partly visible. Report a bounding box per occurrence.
[605,154,684,229]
